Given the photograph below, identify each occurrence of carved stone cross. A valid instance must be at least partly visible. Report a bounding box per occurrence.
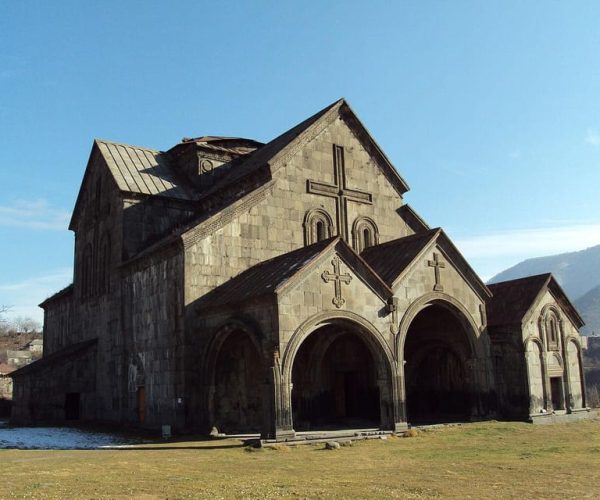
[307,144,373,241]
[427,252,445,292]
[322,256,352,308]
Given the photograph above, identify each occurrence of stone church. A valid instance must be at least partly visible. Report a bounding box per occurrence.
[10,99,590,438]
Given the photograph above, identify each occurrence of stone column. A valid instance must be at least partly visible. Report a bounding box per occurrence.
[542,351,552,410]
[393,371,408,432]
[262,351,295,440]
[559,320,574,412]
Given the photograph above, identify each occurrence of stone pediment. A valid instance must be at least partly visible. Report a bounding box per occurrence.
[487,273,584,329]
[276,239,392,309]
[362,229,491,303]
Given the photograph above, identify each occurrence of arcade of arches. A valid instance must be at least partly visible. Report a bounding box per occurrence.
[207,307,492,437]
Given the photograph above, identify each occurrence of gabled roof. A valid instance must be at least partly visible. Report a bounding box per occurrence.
[10,339,97,378]
[198,98,410,201]
[487,273,584,328]
[195,238,335,311]
[69,140,194,230]
[195,237,392,313]
[362,229,439,284]
[96,140,192,200]
[398,204,430,233]
[39,284,73,308]
[362,228,491,300]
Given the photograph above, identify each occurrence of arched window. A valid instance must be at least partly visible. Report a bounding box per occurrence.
[316,220,328,242]
[363,227,372,249]
[303,209,334,245]
[81,243,93,299]
[98,233,111,294]
[352,217,379,253]
[540,307,562,351]
[545,314,560,350]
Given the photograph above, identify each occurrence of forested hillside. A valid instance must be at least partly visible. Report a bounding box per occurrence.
[489,244,600,335]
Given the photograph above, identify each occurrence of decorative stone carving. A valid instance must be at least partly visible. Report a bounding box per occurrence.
[307,144,372,242]
[321,256,352,308]
[427,252,445,292]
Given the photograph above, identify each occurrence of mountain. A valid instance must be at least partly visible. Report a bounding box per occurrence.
[488,244,600,300]
[488,244,600,335]
[574,285,600,335]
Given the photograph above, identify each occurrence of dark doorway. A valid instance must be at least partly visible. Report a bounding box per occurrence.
[404,305,474,423]
[64,392,80,420]
[136,386,145,424]
[550,377,563,410]
[213,330,263,434]
[292,327,380,431]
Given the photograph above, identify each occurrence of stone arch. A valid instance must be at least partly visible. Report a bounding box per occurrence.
[524,336,548,413]
[303,208,334,245]
[398,293,485,423]
[565,337,585,409]
[540,304,562,350]
[397,292,482,360]
[203,318,266,434]
[282,310,396,384]
[352,216,379,253]
[282,311,398,431]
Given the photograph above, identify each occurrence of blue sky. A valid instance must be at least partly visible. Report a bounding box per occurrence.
[1,1,600,322]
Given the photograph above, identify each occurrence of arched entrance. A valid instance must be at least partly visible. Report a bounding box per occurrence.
[290,321,391,431]
[211,329,263,433]
[403,303,476,423]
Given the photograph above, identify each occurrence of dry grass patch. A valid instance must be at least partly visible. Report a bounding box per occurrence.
[1,419,599,498]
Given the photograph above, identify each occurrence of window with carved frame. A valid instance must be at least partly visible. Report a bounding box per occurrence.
[303,209,334,245]
[545,313,560,351]
[352,217,379,253]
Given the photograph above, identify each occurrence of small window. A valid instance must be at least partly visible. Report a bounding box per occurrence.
[546,316,559,349]
[541,309,561,351]
[304,209,333,245]
[363,227,372,249]
[316,220,326,242]
[352,217,379,253]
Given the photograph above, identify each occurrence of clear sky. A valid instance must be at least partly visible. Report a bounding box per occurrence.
[1,1,600,322]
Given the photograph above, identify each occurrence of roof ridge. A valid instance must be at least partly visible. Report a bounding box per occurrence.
[94,138,163,153]
[488,273,552,287]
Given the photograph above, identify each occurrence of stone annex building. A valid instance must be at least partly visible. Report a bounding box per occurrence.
[11,99,590,439]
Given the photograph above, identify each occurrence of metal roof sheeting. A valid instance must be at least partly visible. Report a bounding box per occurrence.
[96,140,191,200]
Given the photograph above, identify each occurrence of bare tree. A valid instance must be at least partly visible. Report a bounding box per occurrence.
[12,316,42,334]
[0,305,11,335]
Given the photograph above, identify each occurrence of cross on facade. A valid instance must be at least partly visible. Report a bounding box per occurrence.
[322,256,352,308]
[307,144,373,241]
[427,252,446,292]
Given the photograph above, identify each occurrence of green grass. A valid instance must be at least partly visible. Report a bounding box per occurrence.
[2,419,600,499]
